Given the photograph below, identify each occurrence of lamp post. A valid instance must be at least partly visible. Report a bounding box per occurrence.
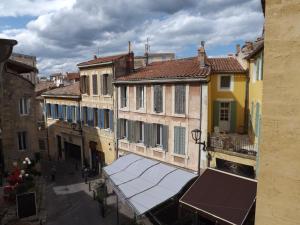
[191,129,206,175]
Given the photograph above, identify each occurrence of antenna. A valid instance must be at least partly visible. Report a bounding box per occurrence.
[145,38,150,65]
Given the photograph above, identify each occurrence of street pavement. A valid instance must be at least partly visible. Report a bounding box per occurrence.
[43,160,133,225]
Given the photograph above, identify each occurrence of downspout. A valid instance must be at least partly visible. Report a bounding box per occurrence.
[244,69,250,133]
[198,82,203,174]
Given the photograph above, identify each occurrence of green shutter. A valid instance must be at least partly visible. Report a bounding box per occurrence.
[230,101,237,133]
[213,101,220,129]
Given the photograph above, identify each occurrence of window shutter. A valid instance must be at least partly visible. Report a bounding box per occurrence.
[76,106,80,123]
[92,75,98,95]
[261,52,264,80]
[107,74,113,96]
[136,87,140,110]
[80,76,84,93]
[86,76,90,95]
[175,85,186,114]
[45,103,49,118]
[162,125,168,151]
[98,109,104,128]
[144,123,150,147]
[174,127,180,154]
[127,120,132,142]
[213,101,220,128]
[58,105,62,120]
[158,86,163,112]
[109,110,114,131]
[255,102,260,137]
[154,85,162,113]
[180,127,186,155]
[51,104,55,118]
[151,123,157,147]
[100,74,103,95]
[117,119,121,138]
[230,101,237,133]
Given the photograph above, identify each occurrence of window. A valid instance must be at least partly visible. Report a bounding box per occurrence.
[174,85,186,114]
[93,108,98,127]
[153,85,163,113]
[92,74,98,95]
[54,104,59,119]
[82,107,88,125]
[18,131,27,150]
[19,97,30,115]
[102,74,108,95]
[80,76,90,94]
[119,119,128,139]
[71,106,76,122]
[219,75,232,90]
[136,85,144,109]
[174,127,186,155]
[156,124,163,146]
[120,86,127,108]
[62,105,67,121]
[104,109,109,129]
[46,103,52,118]
[138,121,144,143]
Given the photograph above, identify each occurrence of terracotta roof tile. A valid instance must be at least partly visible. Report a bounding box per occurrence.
[77,53,128,67]
[42,82,80,97]
[116,57,210,81]
[207,57,245,73]
[116,56,244,82]
[66,72,80,81]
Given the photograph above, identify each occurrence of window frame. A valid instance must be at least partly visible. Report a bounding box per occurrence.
[153,85,164,114]
[19,97,29,115]
[218,75,233,91]
[17,131,27,151]
[120,86,128,108]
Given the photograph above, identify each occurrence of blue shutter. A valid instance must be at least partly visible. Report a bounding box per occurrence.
[99,109,104,128]
[51,104,55,119]
[109,110,114,131]
[62,105,66,121]
[87,108,91,126]
[76,107,80,123]
[67,106,71,122]
[97,109,101,128]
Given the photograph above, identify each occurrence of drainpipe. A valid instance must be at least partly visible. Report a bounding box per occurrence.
[244,68,250,133]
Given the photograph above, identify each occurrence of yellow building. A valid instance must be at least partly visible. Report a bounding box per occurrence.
[77,53,133,171]
[255,1,300,224]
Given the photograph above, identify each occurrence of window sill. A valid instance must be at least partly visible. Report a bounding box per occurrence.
[102,94,112,98]
[119,107,129,111]
[218,88,233,92]
[171,113,186,118]
[119,138,129,143]
[150,111,165,116]
[171,152,187,159]
[152,147,165,153]
[133,108,146,113]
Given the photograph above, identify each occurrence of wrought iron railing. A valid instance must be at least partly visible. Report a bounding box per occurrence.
[209,135,258,156]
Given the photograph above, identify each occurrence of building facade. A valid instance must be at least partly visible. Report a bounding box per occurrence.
[77,53,133,171]
[255,1,300,224]
[42,83,83,165]
[0,59,39,171]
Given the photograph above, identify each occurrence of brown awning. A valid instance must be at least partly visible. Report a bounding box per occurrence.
[180,168,257,225]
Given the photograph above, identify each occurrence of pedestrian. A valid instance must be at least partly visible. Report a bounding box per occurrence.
[51,165,56,182]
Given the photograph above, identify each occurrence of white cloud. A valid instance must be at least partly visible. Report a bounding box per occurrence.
[0,0,76,17]
[0,0,264,75]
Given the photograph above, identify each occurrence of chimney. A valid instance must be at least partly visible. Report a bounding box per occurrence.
[198,41,206,68]
[128,41,132,53]
[236,44,241,55]
[94,55,97,59]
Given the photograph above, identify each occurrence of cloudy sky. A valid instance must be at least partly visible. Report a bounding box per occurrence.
[0,0,264,76]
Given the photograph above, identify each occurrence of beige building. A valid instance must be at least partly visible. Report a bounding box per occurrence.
[115,46,246,172]
[134,52,175,69]
[255,1,300,225]
[0,59,39,171]
[42,83,83,165]
[77,53,134,172]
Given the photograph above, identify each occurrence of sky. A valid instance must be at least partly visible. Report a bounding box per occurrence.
[0,0,264,76]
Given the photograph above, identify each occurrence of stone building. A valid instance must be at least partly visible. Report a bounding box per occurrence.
[42,82,83,164]
[134,52,175,69]
[0,59,39,171]
[10,52,38,85]
[76,52,133,172]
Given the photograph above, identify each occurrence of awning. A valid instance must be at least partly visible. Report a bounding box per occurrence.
[103,154,197,216]
[180,168,257,225]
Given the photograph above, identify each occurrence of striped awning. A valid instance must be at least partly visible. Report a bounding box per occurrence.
[103,154,197,216]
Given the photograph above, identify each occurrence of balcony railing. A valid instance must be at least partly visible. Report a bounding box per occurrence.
[208,133,258,157]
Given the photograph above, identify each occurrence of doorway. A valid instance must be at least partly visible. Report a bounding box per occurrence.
[64,142,81,162]
[219,102,230,132]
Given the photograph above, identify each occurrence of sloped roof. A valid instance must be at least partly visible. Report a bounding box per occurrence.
[208,57,245,73]
[42,82,80,98]
[77,53,128,67]
[116,56,244,82]
[116,57,210,82]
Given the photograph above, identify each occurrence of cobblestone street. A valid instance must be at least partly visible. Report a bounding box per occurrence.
[43,160,132,225]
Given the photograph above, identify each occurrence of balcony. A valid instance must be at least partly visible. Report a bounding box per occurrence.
[208,132,258,157]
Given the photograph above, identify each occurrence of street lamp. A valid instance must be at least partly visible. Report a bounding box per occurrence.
[191,129,206,175]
